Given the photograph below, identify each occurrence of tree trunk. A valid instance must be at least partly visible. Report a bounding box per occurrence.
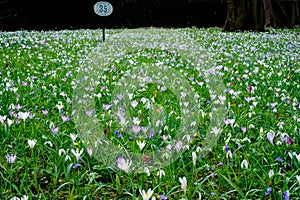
[292,0,300,26]
[224,0,293,31]
[252,0,264,31]
[223,0,255,31]
[263,0,292,28]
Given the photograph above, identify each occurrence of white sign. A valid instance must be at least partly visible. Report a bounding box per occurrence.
[94,1,113,17]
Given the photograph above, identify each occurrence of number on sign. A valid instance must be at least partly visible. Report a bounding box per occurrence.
[94,1,113,17]
[99,5,108,13]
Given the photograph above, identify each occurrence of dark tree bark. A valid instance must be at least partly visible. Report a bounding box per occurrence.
[223,0,293,31]
[223,0,253,31]
[292,0,300,26]
[252,0,264,31]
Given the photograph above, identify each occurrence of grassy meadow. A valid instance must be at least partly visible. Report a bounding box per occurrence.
[0,28,299,199]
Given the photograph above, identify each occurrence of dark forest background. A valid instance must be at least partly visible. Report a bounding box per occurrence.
[0,0,299,31]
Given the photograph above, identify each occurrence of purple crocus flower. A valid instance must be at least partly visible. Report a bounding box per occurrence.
[286,138,294,146]
[224,144,229,153]
[102,104,111,111]
[117,94,124,100]
[114,130,123,139]
[160,85,166,92]
[282,191,289,200]
[86,147,93,158]
[42,110,48,115]
[6,154,17,165]
[264,187,272,196]
[15,105,22,110]
[86,110,93,116]
[267,132,275,146]
[61,115,71,123]
[72,163,82,168]
[132,126,141,135]
[275,157,284,163]
[149,129,154,139]
[51,127,59,136]
[160,194,168,200]
[224,119,231,125]
[241,127,246,133]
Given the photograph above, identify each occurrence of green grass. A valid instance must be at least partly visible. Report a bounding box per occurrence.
[0,28,299,199]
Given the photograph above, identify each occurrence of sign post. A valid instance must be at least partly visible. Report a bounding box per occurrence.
[94,1,113,42]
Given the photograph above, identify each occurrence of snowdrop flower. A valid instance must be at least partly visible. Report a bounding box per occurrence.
[140,188,154,200]
[44,141,53,147]
[70,133,78,143]
[136,140,146,151]
[58,149,66,156]
[268,169,274,178]
[56,101,64,112]
[71,148,83,161]
[117,157,132,173]
[157,169,165,178]
[179,176,187,194]
[144,167,150,176]
[192,151,197,167]
[65,155,71,161]
[28,139,37,148]
[226,150,233,159]
[241,159,249,169]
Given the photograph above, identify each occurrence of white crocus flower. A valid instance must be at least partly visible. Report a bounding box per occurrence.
[7,118,13,127]
[18,112,30,121]
[71,148,84,161]
[144,167,150,176]
[157,169,165,178]
[70,133,78,143]
[179,176,187,194]
[28,139,37,148]
[268,169,274,178]
[140,188,154,200]
[136,140,146,151]
[192,151,197,167]
[21,195,28,200]
[117,158,132,173]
